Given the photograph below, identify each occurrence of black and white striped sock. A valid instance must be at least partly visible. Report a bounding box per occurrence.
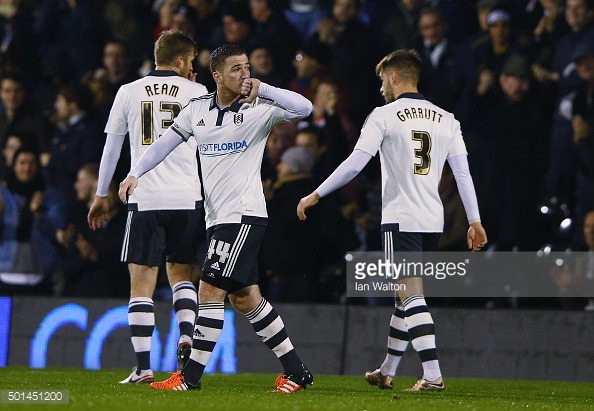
[402,294,441,382]
[128,297,154,373]
[184,302,224,385]
[172,281,197,344]
[380,302,409,376]
[245,298,303,376]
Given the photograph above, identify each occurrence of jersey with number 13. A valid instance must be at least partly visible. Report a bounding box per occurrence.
[354,93,467,232]
[105,70,208,211]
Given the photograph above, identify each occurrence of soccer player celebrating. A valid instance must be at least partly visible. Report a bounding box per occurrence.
[118,45,314,393]
[88,30,208,383]
[298,49,488,391]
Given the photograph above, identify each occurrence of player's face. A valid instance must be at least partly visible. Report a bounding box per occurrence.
[218,54,250,96]
[379,70,395,103]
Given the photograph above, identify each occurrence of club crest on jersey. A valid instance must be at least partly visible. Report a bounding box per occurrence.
[234,113,243,126]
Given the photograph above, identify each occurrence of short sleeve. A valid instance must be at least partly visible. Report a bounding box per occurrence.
[104,87,128,135]
[171,104,194,141]
[354,109,383,156]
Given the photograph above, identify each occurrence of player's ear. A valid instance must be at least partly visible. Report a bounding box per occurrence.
[390,70,399,85]
[212,71,222,84]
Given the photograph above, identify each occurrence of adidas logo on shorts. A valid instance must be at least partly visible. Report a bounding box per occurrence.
[196,119,205,126]
[211,262,220,270]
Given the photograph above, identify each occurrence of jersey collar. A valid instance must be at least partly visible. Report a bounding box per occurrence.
[147,70,180,77]
[396,92,426,101]
[209,92,242,113]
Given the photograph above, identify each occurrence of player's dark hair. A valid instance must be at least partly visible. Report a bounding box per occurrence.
[210,44,247,73]
[154,29,198,66]
[375,49,422,85]
[58,81,95,112]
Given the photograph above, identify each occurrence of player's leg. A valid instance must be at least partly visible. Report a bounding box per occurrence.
[119,263,159,384]
[164,209,204,369]
[398,233,444,391]
[365,300,408,389]
[229,285,313,393]
[119,209,166,384]
[365,228,411,389]
[167,263,197,369]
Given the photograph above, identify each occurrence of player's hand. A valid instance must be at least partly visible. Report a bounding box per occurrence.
[87,196,110,230]
[297,191,320,220]
[239,78,260,104]
[467,221,487,251]
[118,176,138,204]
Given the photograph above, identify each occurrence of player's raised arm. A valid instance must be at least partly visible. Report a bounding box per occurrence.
[118,127,184,203]
[239,78,312,120]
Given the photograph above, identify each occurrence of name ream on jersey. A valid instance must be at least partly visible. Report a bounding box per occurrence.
[397,107,443,123]
[144,83,179,98]
[199,141,248,157]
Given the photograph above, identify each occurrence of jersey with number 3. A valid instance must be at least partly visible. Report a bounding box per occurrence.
[105,70,208,210]
[354,93,467,232]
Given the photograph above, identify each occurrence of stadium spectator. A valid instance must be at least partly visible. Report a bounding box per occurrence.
[56,164,128,298]
[0,72,53,166]
[88,39,139,100]
[452,9,525,94]
[308,0,383,126]
[0,146,67,295]
[416,8,460,112]
[569,41,594,245]
[457,53,549,249]
[284,0,328,43]
[381,0,424,52]
[261,145,320,302]
[532,0,594,209]
[44,81,105,208]
[248,45,290,88]
[250,0,301,70]
[33,0,108,79]
[550,209,594,309]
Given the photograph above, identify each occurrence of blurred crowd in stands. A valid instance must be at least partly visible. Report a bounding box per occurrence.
[0,0,593,309]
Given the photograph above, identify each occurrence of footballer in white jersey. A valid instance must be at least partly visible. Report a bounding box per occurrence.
[88,31,209,383]
[298,50,488,393]
[355,93,467,232]
[169,91,294,229]
[105,71,207,211]
[121,45,314,393]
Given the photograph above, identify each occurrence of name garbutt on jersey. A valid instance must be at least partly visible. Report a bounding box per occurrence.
[198,141,248,156]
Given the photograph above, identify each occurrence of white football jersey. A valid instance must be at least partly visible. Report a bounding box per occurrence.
[170,93,290,228]
[355,93,467,232]
[105,70,208,210]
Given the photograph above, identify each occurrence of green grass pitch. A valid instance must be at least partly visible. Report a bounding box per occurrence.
[1,367,593,410]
